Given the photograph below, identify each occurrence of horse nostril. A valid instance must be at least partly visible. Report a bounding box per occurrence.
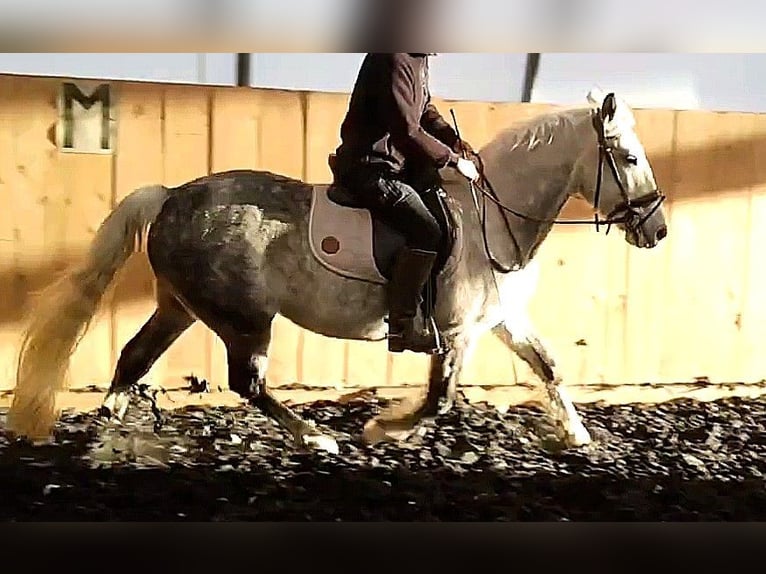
[656,226,667,241]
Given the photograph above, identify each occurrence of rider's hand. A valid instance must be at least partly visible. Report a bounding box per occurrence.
[456,157,480,182]
[452,138,475,156]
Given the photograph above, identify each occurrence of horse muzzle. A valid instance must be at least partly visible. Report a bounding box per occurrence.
[611,190,667,249]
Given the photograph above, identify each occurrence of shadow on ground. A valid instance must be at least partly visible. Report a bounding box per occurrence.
[1,393,764,521]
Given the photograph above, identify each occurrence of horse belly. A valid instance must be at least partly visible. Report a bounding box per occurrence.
[265,236,390,341]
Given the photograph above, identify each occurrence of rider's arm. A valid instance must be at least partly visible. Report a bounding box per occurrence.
[421,100,477,158]
[420,101,459,150]
[383,53,461,168]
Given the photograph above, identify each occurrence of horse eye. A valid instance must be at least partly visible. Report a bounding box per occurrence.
[625,154,638,165]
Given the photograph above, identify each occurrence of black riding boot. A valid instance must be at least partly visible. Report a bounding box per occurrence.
[387,247,441,354]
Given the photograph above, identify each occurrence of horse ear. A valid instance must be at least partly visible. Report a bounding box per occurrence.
[586,87,605,105]
[601,92,617,121]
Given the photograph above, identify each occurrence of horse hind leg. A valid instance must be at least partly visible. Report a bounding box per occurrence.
[363,334,474,445]
[100,289,194,421]
[225,325,339,455]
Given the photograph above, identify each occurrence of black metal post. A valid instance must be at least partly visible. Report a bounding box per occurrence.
[521,53,541,103]
[236,53,251,87]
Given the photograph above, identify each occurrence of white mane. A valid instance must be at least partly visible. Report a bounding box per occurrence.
[481,89,637,159]
[457,105,597,191]
[484,106,588,156]
[443,90,639,194]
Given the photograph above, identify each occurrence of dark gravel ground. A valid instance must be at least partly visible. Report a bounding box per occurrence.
[0,391,765,521]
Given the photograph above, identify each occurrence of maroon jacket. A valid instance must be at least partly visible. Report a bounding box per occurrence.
[334,53,463,178]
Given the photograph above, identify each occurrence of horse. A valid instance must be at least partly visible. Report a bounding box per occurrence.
[6,88,667,454]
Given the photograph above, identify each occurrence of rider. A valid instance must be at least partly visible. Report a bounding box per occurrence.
[331,53,481,354]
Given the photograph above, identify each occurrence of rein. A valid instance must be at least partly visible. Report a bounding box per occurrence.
[449,105,666,274]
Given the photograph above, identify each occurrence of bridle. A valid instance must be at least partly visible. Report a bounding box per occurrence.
[450,103,667,274]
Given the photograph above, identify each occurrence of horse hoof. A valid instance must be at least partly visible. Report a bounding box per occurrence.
[301,433,340,455]
[362,419,394,445]
[362,419,416,445]
[567,425,592,448]
[437,398,454,416]
[541,425,592,452]
[96,406,112,421]
[100,391,130,422]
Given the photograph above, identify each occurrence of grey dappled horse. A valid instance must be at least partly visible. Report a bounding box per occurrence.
[7,89,667,454]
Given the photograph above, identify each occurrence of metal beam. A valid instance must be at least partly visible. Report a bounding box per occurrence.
[521,53,541,103]
[236,53,251,87]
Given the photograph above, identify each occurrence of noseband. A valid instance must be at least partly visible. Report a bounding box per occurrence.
[454,104,667,274]
[589,109,666,235]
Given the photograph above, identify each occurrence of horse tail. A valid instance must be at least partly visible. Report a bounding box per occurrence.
[7,184,169,440]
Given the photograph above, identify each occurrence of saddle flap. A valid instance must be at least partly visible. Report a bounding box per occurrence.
[308,185,391,285]
[307,184,460,293]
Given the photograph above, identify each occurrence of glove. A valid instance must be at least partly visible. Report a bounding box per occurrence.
[453,138,482,169]
[452,138,474,155]
[456,157,480,182]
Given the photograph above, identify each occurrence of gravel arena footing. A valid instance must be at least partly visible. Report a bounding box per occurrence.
[1,393,765,521]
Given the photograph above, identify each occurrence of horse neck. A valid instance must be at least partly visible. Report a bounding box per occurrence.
[472,108,595,268]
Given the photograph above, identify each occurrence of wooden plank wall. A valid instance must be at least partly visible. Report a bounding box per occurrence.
[2,73,766,396]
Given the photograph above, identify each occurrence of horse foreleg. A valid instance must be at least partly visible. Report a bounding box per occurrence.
[362,336,472,445]
[493,319,591,448]
[226,331,339,455]
[100,294,194,421]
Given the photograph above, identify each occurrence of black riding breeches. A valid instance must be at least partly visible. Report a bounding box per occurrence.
[342,169,443,253]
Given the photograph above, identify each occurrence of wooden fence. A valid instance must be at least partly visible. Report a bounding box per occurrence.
[2,73,766,397]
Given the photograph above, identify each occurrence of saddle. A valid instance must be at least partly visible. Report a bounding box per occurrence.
[308,154,459,313]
